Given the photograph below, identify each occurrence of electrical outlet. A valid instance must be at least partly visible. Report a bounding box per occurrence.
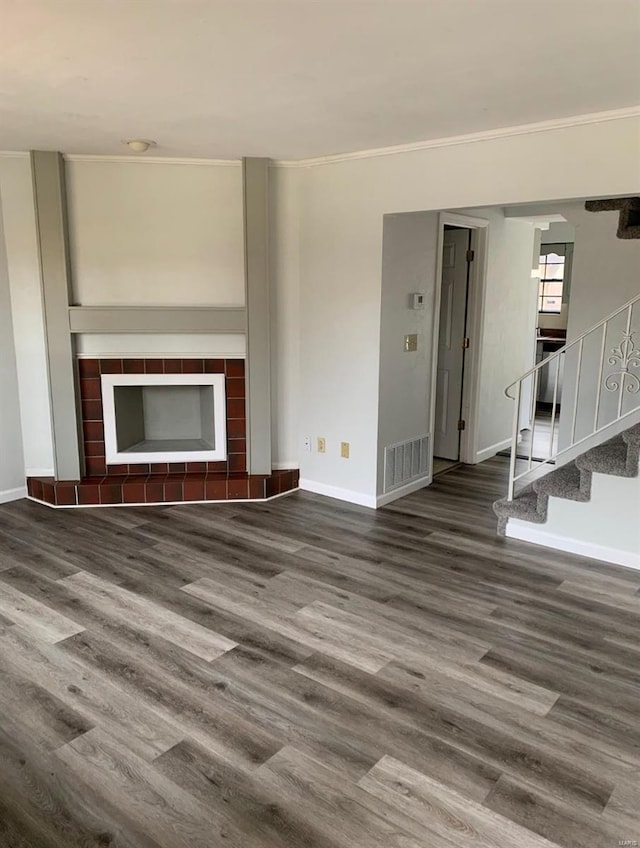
[340,441,350,459]
[303,436,312,452]
[404,333,418,352]
[317,437,326,453]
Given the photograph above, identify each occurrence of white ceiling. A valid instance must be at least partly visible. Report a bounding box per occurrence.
[1,0,639,160]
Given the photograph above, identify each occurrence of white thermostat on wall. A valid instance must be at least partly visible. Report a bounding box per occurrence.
[410,292,425,310]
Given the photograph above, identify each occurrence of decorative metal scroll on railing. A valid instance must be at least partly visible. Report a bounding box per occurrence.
[605,329,640,395]
[504,293,640,500]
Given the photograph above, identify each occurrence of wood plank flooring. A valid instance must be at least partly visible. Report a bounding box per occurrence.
[0,457,638,848]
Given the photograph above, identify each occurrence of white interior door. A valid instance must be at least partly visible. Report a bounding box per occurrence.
[434,228,469,460]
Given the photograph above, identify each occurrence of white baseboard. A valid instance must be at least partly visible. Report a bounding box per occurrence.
[474,438,512,464]
[25,468,54,477]
[506,523,640,571]
[299,478,376,508]
[376,474,432,508]
[272,461,299,470]
[0,486,27,504]
[299,475,432,509]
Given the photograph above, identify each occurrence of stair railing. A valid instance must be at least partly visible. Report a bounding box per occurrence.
[505,292,640,500]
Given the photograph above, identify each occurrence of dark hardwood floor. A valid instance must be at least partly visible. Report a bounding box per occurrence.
[0,457,638,848]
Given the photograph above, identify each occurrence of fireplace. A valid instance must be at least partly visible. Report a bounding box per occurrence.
[77,357,246,478]
[101,373,227,465]
[26,356,300,506]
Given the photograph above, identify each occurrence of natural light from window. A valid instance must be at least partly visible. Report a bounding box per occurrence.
[538,248,565,313]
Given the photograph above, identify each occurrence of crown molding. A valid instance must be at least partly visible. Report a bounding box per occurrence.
[274,106,640,168]
[2,106,638,169]
[63,154,241,166]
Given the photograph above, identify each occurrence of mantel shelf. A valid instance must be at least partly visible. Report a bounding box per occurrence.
[68,306,247,334]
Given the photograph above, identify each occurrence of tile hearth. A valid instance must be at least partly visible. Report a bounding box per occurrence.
[26,469,299,508]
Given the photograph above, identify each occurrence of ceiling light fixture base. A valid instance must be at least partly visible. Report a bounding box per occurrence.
[122,139,156,153]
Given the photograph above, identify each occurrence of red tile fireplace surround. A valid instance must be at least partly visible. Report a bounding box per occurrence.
[26,357,299,507]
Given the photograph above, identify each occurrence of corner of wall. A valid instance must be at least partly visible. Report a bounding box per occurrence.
[0,173,26,495]
[0,154,55,479]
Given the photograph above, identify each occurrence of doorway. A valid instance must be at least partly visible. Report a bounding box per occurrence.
[433,225,472,469]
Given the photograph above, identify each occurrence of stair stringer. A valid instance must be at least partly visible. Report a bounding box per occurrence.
[505,469,640,570]
[493,421,640,567]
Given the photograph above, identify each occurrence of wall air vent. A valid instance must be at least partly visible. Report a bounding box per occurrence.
[384,435,430,493]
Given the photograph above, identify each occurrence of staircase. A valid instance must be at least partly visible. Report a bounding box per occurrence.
[493,289,640,567]
[584,196,640,239]
[494,423,640,534]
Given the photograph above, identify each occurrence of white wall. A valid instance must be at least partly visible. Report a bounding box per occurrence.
[459,208,538,457]
[294,116,639,503]
[556,201,640,447]
[296,161,384,500]
[0,154,55,476]
[303,204,537,502]
[538,304,570,332]
[270,166,301,468]
[541,221,575,244]
[376,212,439,497]
[65,159,245,306]
[0,197,26,501]
[508,469,640,570]
[563,202,640,338]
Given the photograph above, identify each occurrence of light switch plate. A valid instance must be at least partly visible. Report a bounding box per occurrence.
[404,334,418,352]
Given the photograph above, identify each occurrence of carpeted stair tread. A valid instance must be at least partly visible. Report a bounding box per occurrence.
[622,422,640,448]
[585,197,640,239]
[621,423,640,476]
[533,461,591,502]
[576,437,636,478]
[493,489,548,536]
[493,420,640,534]
[493,490,547,535]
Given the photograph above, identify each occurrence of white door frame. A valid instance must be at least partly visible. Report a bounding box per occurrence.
[429,212,489,468]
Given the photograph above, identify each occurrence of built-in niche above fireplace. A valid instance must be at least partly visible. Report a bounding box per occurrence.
[101,373,227,465]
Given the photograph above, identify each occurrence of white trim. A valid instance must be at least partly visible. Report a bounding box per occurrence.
[299,478,376,509]
[0,486,27,504]
[101,372,227,464]
[275,107,640,167]
[25,468,55,477]
[460,222,489,465]
[27,488,299,510]
[63,154,241,167]
[4,106,637,171]
[474,437,512,464]
[429,214,489,471]
[505,523,640,571]
[376,474,431,508]
[272,461,300,470]
[0,151,29,159]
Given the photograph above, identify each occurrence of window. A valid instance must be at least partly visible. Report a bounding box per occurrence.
[538,246,567,313]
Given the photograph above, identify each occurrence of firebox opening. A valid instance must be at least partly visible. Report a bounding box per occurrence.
[114,384,216,454]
